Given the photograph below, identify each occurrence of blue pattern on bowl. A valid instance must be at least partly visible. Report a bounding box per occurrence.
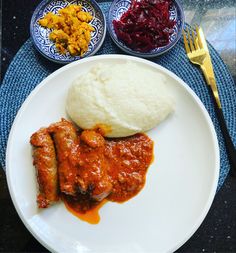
[30,0,106,64]
[107,0,184,58]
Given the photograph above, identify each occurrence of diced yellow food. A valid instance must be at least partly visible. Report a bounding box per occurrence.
[84,30,91,42]
[77,11,93,22]
[38,18,48,27]
[68,44,79,56]
[38,4,94,56]
[49,29,69,42]
[55,43,67,54]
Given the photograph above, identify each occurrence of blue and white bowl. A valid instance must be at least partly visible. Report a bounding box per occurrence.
[108,0,184,58]
[30,0,106,64]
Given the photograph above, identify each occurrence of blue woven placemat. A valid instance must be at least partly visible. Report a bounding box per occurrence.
[0,2,235,190]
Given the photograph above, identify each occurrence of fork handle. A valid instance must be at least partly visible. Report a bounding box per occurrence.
[211,90,236,176]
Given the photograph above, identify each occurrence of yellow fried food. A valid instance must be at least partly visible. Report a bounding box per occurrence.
[38,4,94,56]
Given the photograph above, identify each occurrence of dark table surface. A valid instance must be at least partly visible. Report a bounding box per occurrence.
[1,0,236,252]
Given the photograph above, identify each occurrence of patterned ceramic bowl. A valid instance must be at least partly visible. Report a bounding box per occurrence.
[107,0,184,58]
[30,0,106,64]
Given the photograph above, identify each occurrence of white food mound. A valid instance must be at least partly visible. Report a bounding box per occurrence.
[66,61,175,137]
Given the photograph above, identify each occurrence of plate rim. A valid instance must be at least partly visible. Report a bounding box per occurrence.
[6,54,220,253]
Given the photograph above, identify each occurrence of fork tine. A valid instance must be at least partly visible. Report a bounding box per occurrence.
[187,28,195,51]
[195,25,203,49]
[191,27,199,49]
[182,29,190,54]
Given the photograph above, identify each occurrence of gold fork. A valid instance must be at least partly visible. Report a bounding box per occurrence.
[183,25,236,175]
[183,26,221,108]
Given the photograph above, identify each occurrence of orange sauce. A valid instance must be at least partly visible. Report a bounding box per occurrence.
[62,132,154,224]
[105,133,154,202]
[64,198,108,224]
[93,123,112,136]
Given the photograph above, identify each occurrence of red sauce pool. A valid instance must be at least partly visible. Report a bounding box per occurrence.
[63,132,154,224]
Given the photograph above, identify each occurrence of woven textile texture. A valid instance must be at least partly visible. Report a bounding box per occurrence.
[0,2,235,190]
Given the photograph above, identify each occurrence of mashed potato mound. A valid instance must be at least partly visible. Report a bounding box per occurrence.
[66,62,174,137]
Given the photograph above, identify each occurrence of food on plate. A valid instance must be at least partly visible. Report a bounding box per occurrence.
[30,61,175,222]
[77,130,113,201]
[30,119,153,223]
[30,128,59,208]
[38,4,94,56]
[47,120,113,201]
[113,0,176,52]
[47,119,80,196]
[66,62,174,137]
[105,133,153,202]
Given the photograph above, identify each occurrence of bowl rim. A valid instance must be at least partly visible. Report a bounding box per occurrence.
[107,0,185,58]
[30,0,107,64]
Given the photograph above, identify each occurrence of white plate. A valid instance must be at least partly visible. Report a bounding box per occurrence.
[6,55,219,253]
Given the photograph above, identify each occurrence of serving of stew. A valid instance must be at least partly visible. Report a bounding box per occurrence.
[30,119,154,224]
